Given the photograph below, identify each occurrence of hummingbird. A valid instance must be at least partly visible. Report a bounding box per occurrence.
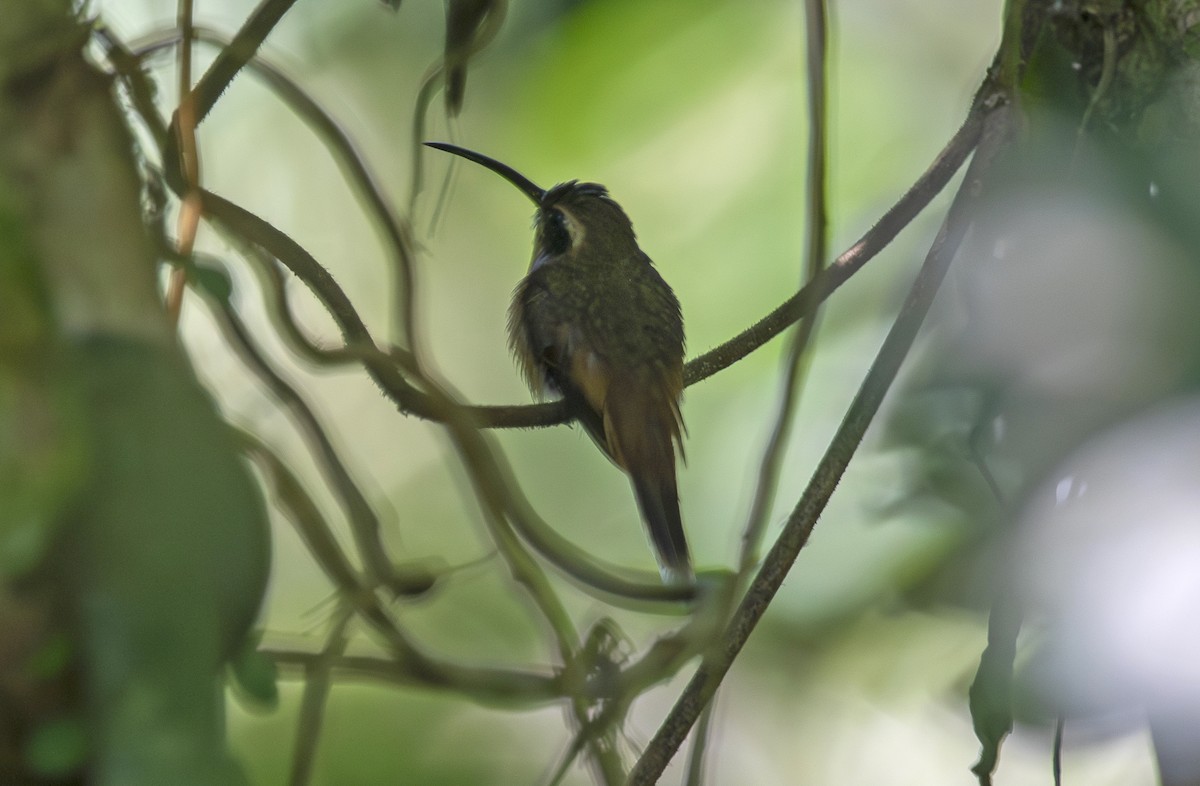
[425,142,692,585]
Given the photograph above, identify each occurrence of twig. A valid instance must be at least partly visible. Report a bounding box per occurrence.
[96,25,169,148]
[683,697,718,786]
[1052,715,1064,786]
[166,0,199,324]
[233,428,369,594]
[184,0,300,128]
[264,647,561,706]
[739,0,830,576]
[288,606,353,786]
[408,0,507,216]
[1071,22,1116,168]
[681,104,983,390]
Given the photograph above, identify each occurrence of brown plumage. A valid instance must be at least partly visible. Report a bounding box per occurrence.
[426,143,691,584]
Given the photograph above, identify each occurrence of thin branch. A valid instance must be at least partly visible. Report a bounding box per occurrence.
[234,428,370,593]
[288,606,353,786]
[683,698,718,786]
[408,0,507,215]
[1052,715,1064,786]
[166,0,198,323]
[241,247,372,367]
[264,647,561,706]
[739,0,831,576]
[96,25,169,149]
[627,95,1015,786]
[184,0,300,128]
[199,188,406,365]
[681,104,982,390]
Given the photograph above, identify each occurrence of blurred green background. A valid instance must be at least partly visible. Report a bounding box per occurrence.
[95,0,1164,783]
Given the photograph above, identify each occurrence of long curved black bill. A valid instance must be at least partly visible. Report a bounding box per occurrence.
[424,142,546,204]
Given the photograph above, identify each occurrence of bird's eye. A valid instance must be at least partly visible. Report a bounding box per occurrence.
[541,209,571,255]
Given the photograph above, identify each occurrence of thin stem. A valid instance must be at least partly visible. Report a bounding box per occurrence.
[680,104,982,391]
[186,0,301,127]
[683,697,718,786]
[96,25,169,148]
[1052,715,1064,786]
[1071,23,1116,169]
[408,0,506,215]
[739,0,830,576]
[997,0,1027,91]
[233,428,369,593]
[167,0,198,324]
[263,647,561,706]
[288,606,353,786]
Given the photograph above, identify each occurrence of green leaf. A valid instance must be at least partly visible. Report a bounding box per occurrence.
[191,259,235,305]
[229,634,280,712]
[26,716,88,778]
[67,335,270,786]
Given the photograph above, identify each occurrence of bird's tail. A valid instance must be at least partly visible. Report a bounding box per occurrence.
[588,374,693,586]
[629,462,693,586]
